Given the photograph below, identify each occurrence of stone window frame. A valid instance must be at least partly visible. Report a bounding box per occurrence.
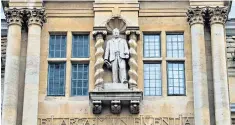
[47,32,91,97]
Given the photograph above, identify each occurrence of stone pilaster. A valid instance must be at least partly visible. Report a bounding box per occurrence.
[186,7,211,125]
[22,8,46,125]
[126,30,140,90]
[92,30,107,90]
[208,6,231,125]
[2,8,24,125]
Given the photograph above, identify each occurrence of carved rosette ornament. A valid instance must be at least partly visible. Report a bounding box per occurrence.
[126,30,140,90]
[92,30,107,90]
[208,6,228,25]
[186,7,206,26]
[26,8,46,27]
[5,8,24,26]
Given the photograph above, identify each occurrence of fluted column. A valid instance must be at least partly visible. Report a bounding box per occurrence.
[92,31,107,90]
[187,7,211,125]
[22,8,46,125]
[2,8,24,125]
[126,30,140,90]
[208,6,231,125]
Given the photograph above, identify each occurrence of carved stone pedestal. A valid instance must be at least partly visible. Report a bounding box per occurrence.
[89,84,143,114]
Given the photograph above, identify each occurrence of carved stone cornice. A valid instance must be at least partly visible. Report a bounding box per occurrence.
[208,6,228,25]
[5,8,24,26]
[26,8,46,27]
[186,7,206,26]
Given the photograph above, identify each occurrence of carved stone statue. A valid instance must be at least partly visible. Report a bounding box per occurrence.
[104,28,129,84]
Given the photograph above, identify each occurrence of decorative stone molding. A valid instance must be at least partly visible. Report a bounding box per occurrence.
[26,8,46,27]
[186,7,206,26]
[4,8,24,26]
[208,6,228,25]
[126,30,140,90]
[92,30,107,90]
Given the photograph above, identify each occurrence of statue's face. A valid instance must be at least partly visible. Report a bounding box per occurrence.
[113,29,120,38]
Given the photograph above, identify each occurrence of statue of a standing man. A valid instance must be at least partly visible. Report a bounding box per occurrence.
[104,28,129,84]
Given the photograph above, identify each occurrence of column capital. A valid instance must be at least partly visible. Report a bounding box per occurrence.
[125,30,140,40]
[186,7,206,26]
[26,8,46,27]
[92,30,107,39]
[208,6,228,25]
[5,8,24,26]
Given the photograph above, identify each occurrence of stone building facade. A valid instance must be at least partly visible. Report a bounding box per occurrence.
[1,0,234,125]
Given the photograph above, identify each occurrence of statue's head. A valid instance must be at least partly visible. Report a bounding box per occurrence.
[112,28,120,38]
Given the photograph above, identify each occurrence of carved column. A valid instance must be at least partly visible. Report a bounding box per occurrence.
[2,8,24,125]
[22,8,46,125]
[186,7,211,125]
[208,6,231,125]
[92,31,107,90]
[126,30,140,90]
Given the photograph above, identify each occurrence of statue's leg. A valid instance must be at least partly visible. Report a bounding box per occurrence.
[118,58,127,83]
[111,59,118,83]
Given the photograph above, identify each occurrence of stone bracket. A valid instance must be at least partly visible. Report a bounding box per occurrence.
[89,90,143,114]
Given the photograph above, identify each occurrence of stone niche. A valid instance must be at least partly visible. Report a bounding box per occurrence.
[89,16,143,115]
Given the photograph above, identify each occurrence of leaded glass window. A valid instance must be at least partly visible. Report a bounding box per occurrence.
[144,34,161,58]
[167,62,185,95]
[49,35,66,58]
[144,63,162,96]
[47,63,66,96]
[166,34,184,58]
[72,34,89,58]
[71,64,89,96]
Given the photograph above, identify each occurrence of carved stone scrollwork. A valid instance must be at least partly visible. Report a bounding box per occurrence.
[92,100,102,114]
[110,100,121,114]
[26,8,46,27]
[186,7,206,26]
[92,30,107,90]
[4,8,24,26]
[129,100,140,114]
[208,6,228,25]
[126,30,140,90]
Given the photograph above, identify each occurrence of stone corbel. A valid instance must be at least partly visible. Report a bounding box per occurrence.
[130,100,140,114]
[110,100,121,114]
[26,8,46,27]
[125,30,140,90]
[92,100,102,114]
[207,6,228,25]
[92,30,107,90]
[186,7,206,26]
[4,8,25,26]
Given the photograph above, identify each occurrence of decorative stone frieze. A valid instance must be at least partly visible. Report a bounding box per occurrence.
[26,8,46,27]
[125,30,140,90]
[186,7,206,26]
[5,8,24,26]
[208,6,228,25]
[92,30,107,90]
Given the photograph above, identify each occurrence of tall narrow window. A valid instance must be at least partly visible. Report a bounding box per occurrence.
[72,34,89,58]
[144,34,161,58]
[49,35,66,58]
[167,62,185,95]
[71,64,89,96]
[144,63,162,96]
[47,63,66,96]
[167,34,184,58]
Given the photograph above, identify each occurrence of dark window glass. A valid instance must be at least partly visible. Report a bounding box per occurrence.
[144,34,161,58]
[167,62,185,95]
[71,64,89,96]
[167,34,184,58]
[144,63,162,96]
[72,34,89,58]
[49,35,66,58]
[47,63,66,96]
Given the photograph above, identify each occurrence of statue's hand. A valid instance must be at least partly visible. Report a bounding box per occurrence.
[104,60,112,69]
[124,53,129,59]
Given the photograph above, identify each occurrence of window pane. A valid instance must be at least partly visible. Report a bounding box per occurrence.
[167,34,184,58]
[47,63,66,96]
[143,34,161,58]
[71,64,89,96]
[144,63,162,96]
[49,35,66,58]
[72,34,89,58]
[167,62,185,96]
